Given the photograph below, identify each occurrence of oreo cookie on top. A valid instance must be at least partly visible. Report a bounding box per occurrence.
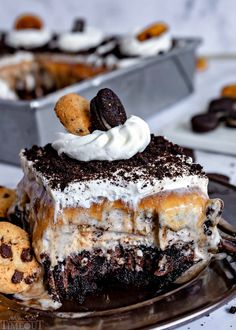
[90,88,127,131]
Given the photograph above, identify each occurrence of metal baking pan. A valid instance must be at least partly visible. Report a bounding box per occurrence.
[0,38,200,165]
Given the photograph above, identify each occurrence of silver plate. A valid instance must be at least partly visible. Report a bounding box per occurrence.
[0,38,200,165]
[0,178,235,329]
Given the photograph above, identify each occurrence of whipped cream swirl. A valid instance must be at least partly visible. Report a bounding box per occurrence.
[5,29,52,49]
[119,30,172,57]
[57,27,104,52]
[52,116,151,161]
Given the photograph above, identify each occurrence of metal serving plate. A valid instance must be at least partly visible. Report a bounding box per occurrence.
[0,178,235,330]
[0,38,200,165]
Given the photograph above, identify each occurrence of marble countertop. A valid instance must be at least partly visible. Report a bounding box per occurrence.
[0,58,236,329]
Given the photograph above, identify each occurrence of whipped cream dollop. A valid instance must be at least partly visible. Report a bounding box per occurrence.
[57,27,104,52]
[52,115,151,161]
[119,30,172,57]
[5,29,52,49]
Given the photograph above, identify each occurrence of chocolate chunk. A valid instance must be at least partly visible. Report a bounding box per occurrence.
[90,88,127,131]
[208,97,235,120]
[12,270,23,284]
[0,243,13,258]
[226,111,236,128]
[24,275,34,285]
[21,248,33,262]
[229,306,236,314]
[72,19,85,32]
[3,193,10,198]
[191,113,219,133]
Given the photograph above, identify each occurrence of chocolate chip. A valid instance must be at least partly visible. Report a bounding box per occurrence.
[3,193,10,198]
[191,113,219,133]
[21,248,33,262]
[12,270,23,284]
[24,275,34,285]
[0,243,13,258]
[208,97,235,120]
[90,88,127,131]
[226,111,236,128]
[72,18,85,32]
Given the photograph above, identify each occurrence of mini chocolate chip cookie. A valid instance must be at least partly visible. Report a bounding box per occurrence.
[191,113,219,133]
[55,93,91,135]
[14,14,43,30]
[221,84,236,100]
[0,222,41,294]
[137,22,168,42]
[0,186,16,218]
[196,57,208,72]
[90,88,127,131]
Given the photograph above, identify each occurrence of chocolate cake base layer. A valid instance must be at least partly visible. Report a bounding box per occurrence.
[41,244,195,304]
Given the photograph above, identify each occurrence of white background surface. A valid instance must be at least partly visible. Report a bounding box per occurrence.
[0,58,236,329]
[0,0,236,54]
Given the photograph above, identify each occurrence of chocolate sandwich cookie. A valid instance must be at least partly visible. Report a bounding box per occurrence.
[208,97,235,120]
[90,88,127,131]
[191,113,219,133]
[72,18,85,32]
[226,111,236,128]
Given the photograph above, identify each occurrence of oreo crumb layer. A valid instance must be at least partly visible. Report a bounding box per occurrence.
[23,135,205,191]
[41,243,194,304]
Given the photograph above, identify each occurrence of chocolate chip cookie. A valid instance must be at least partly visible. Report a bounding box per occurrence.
[0,222,41,294]
[55,93,91,135]
[0,186,16,218]
[137,22,168,42]
[14,14,43,30]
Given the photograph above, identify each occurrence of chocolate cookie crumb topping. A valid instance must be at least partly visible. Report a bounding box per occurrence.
[23,135,205,191]
[0,243,13,259]
[21,248,33,262]
[12,270,23,284]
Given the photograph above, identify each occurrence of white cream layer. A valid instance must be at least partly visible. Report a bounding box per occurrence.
[52,116,151,162]
[57,27,104,52]
[20,152,208,211]
[5,29,52,49]
[119,30,172,57]
[0,51,34,68]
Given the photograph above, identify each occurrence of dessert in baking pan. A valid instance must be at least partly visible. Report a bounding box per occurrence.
[1,88,234,309]
[0,15,179,100]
